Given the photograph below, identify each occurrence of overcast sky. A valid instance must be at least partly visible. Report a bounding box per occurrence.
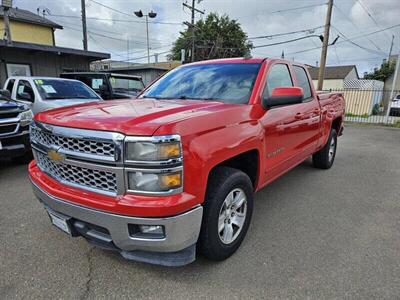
[13,0,400,75]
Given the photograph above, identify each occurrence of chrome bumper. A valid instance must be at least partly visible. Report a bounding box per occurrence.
[31,180,203,254]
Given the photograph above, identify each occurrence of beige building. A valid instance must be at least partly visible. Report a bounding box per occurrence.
[0,6,109,86]
[308,65,359,90]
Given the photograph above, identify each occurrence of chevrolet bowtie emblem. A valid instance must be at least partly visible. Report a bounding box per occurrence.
[47,149,64,162]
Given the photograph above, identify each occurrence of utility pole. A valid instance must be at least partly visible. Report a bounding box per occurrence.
[317,0,333,91]
[388,35,394,61]
[81,0,88,51]
[183,1,204,62]
[2,0,13,46]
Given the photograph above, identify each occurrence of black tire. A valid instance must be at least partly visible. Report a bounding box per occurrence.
[198,166,254,261]
[12,151,33,164]
[313,129,337,169]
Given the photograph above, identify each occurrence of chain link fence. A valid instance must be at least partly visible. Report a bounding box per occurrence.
[323,89,400,126]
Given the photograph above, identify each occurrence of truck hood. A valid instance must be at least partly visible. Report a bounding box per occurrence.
[0,99,29,111]
[34,98,234,136]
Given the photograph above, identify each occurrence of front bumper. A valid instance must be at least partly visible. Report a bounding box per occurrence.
[0,130,30,159]
[31,180,203,266]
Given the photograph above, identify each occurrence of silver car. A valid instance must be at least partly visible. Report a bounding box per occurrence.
[3,76,102,114]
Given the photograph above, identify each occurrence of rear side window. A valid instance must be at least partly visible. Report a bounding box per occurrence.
[264,64,293,98]
[293,66,312,99]
[6,79,15,93]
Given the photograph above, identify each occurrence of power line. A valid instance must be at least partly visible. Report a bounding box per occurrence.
[331,25,386,56]
[248,26,324,40]
[355,0,393,42]
[333,3,382,51]
[240,2,328,19]
[286,22,400,55]
[254,35,322,49]
[49,13,183,25]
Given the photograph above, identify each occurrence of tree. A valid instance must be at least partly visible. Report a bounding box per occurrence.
[364,60,395,81]
[168,13,253,62]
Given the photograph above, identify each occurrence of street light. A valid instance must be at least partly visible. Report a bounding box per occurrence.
[134,9,157,63]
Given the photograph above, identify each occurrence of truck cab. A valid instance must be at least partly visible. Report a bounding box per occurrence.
[60,72,145,100]
[4,77,102,114]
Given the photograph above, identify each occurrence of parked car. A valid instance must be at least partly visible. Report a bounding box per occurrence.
[60,72,145,99]
[0,89,33,162]
[389,94,400,116]
[3,77,102,114]
[29,58,345,266]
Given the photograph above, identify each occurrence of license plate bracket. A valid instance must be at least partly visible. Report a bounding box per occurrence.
[46,209,72,235]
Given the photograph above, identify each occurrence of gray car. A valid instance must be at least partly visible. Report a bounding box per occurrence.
[3,76,102,114]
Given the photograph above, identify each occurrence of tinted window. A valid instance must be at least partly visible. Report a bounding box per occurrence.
[293,66,312,99]
[34,79,100,100]
[265,64,293,98]
[142,63,261,104]
[110,76,144,92]
[6,79,15,93]
[16,80,35,102]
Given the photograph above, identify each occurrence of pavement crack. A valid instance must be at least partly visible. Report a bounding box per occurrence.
[80,246,95,300]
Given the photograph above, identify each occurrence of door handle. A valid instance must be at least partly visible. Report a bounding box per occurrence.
[295,113,304,120]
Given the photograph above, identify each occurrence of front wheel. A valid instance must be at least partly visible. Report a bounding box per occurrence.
[198,166,253,261]
[312,128,337,169]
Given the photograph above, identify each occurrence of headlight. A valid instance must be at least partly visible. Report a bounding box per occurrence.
[125,135,181,162]
[20,110,33,127]
[127,169,183,194]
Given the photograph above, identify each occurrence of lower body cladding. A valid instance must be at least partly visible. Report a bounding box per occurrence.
[31,181,203,267]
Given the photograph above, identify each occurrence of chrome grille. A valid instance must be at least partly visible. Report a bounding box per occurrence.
[35,150,117,194]
[31,127,115,158]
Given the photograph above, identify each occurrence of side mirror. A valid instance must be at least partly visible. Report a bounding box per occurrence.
[99,84,110,98]
[0,89,11,99]
[19,92,33,102]
[263,87,304,108]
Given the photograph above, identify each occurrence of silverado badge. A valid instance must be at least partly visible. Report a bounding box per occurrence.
[47,149,65,162]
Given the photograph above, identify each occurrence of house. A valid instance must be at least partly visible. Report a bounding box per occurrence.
[91,61,182,86]
[0,6,110,86]
[308,65,359,90]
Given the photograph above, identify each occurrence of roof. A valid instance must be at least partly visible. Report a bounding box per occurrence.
[107,65,171,72]
[61,72,142,79]
[308,65,358,80]
[0,7,63,29]
[0,40,110,60]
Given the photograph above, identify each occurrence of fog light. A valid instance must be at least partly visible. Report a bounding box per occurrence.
[139,225,164,235]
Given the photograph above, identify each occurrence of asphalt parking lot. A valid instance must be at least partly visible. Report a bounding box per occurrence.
[1,125,400,299]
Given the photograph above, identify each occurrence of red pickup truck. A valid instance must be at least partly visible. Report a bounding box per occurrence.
[29,58,344,266]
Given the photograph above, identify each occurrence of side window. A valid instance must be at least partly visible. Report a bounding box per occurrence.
[264,64,293,98]
[293,66,312,99]
[16,80,35,102]
[6,79,15,93]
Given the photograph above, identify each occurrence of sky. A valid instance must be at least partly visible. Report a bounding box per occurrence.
[13,0,400,75]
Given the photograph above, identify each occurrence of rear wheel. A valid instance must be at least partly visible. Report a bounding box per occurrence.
[198,166,253,261]
[313,129,337,169]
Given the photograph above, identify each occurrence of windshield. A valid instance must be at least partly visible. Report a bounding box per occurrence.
[110,76,144,92]
[34,79,100,100]
[141,63,261,104]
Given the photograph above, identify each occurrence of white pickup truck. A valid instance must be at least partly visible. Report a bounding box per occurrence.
[3,77,102,114]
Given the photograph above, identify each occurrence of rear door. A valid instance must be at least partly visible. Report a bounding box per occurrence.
[291,65,321,155]
[259,62,319,182]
